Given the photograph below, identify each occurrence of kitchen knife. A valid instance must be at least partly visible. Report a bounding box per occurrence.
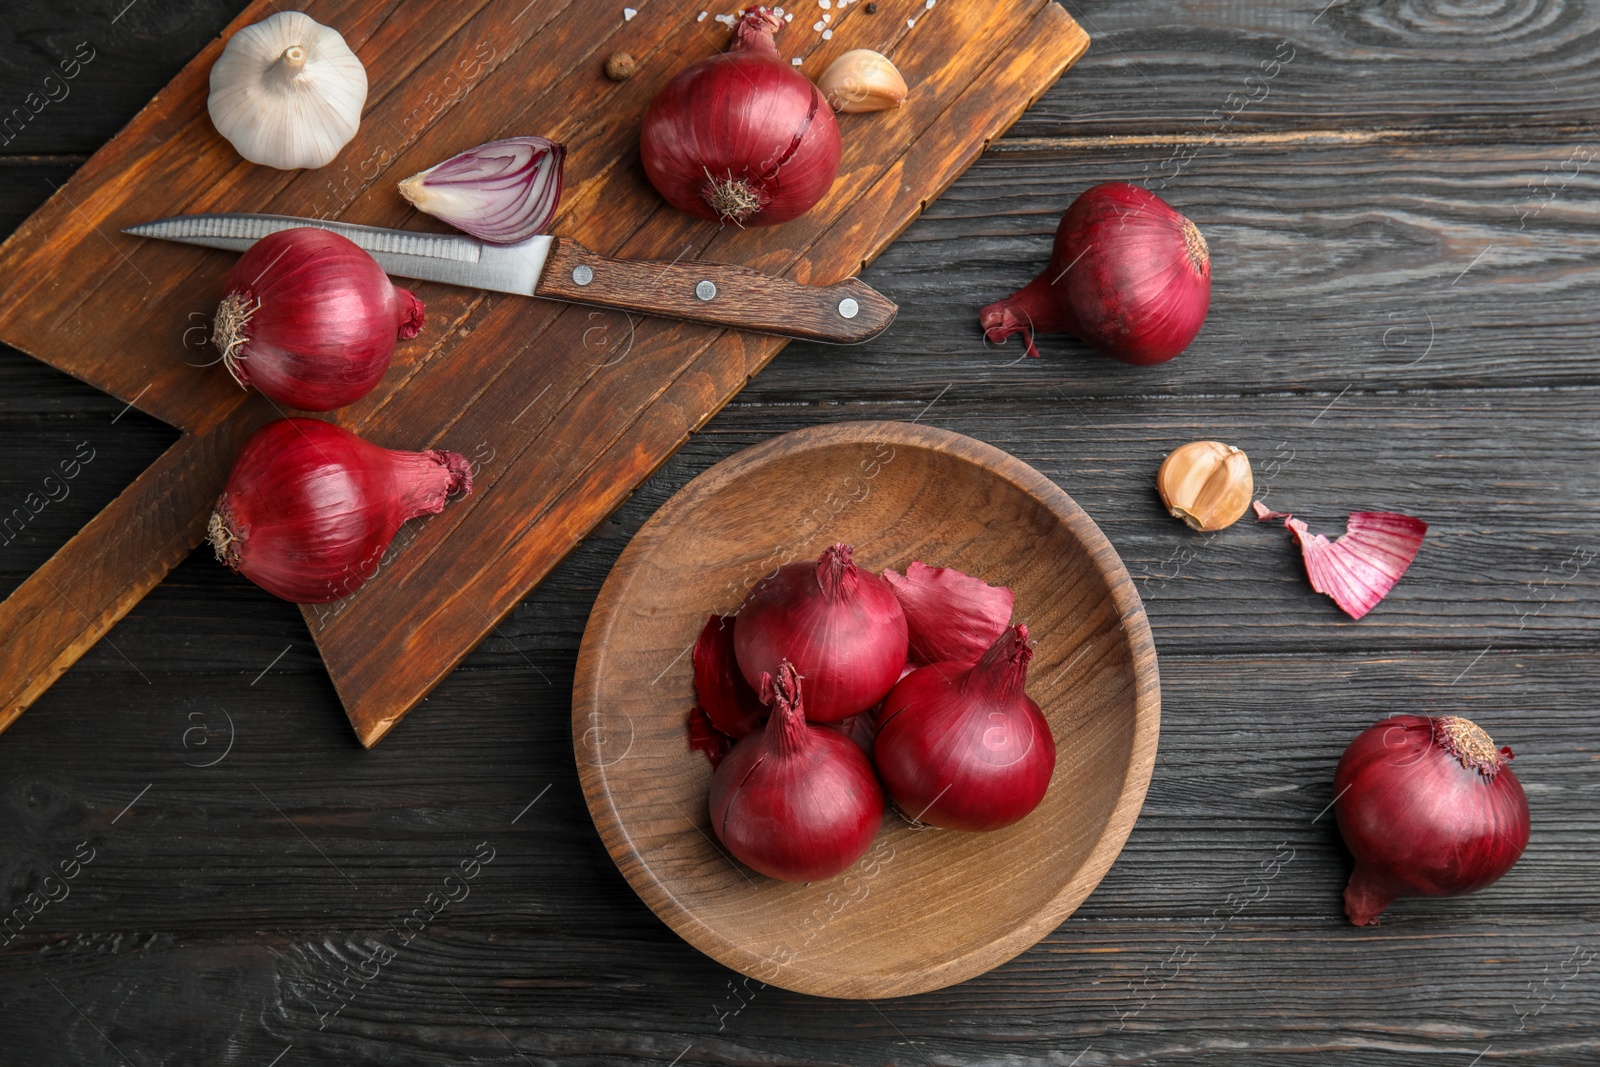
[123,212,896,345]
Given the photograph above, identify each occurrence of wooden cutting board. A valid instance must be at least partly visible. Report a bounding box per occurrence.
[0,0,1088,746]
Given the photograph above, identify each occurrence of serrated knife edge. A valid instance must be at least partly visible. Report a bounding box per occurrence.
[124,213,483,263]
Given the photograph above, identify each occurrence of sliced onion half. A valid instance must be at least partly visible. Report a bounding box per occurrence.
[397,136,565,244]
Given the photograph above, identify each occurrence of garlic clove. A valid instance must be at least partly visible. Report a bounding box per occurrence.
[208,11,367,171]
[816,49,908,113]
[1156,440,1253,531]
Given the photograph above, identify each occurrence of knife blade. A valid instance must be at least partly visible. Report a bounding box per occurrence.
[123,213,896,345]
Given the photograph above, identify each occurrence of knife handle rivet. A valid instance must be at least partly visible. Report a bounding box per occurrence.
[695,280,718,301]
[572,265,594,286]
[838,297,860,320]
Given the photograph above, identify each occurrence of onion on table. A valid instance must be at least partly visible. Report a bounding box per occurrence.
[1334,714,1530,925]
[981,181,1211,365]
[640,7,841,226]
[211,228,425,412]
[209,418,473,604]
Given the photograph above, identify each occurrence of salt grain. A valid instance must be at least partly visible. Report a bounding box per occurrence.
[623,7,636,20]
[822,28,832,38]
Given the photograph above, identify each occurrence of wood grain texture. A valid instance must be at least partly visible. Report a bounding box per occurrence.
[0,0,1090,745]
[2,650,1593,928]
[0,431,223,733]
[537,238,899,344]
[3,0,1600,1063]
[1012,0,1600,141]
[665,396,1600,655]
[1,651,1596,1063]
[738,139,1600,402]
[574,421,1159,998]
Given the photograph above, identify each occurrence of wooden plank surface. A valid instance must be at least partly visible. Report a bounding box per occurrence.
[1010,0,1600,140]
[0,0,1090,746]
[3,0,1599,1063]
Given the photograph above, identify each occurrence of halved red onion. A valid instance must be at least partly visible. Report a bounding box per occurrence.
[397,136,565,244]
[1259,506,1428,620]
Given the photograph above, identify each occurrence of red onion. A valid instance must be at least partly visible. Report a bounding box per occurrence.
[874,624,1056,831]
[980,182,1210,365]
[639,8,841,226]
[209,418,471,604]
[884,561,1015,666]
[734,543,908,723]
[708,663,883,882]
[1334,715,1530,925]
[212,227,425,411]
[693,614,763,738]
[397,136,565,244]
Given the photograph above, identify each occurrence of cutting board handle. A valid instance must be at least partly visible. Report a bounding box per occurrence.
[536,238,898,345]
[0,432,229,733]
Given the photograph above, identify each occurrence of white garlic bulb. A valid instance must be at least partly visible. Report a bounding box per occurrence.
[207,11,367,170]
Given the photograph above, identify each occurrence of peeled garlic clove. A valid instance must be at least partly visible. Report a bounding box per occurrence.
[1157,440,1253,531]
[817,49,908,113]
[208,11,367,170]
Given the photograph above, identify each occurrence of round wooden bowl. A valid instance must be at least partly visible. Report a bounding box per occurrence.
[573,421,1160,999]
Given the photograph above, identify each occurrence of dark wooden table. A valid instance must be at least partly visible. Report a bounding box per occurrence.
[3,2,1597,1063]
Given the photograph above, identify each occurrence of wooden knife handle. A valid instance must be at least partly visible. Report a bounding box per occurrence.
[536,238,897,344]
[0,431,236,734]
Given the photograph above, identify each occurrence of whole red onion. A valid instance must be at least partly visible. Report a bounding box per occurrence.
[874,624,1056,831]
[209,418,471,604]
[212,228,425,411]
[709,663,883,882]
[980,182,1210,365]
[1334,715,1530,925]
[639,8,841,226]
[734,543,908,723]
